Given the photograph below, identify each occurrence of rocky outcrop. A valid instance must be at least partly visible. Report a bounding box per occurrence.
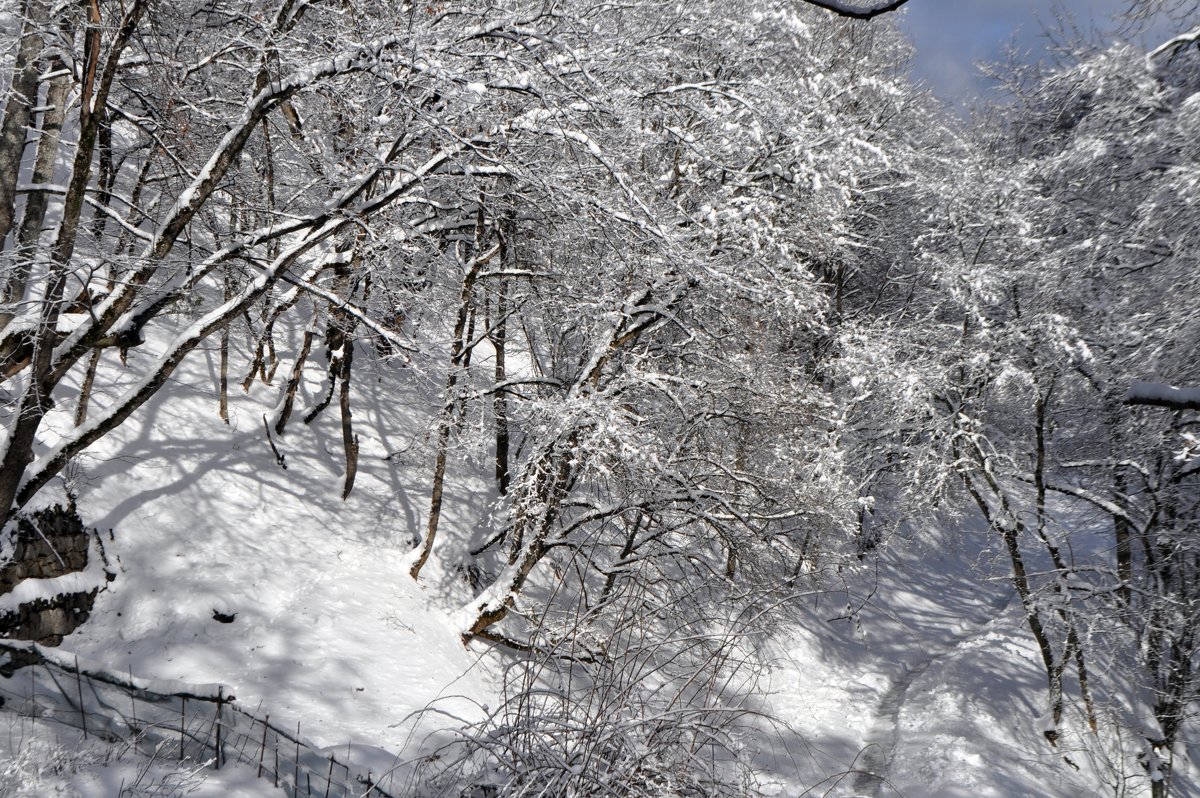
[0,504,114,645]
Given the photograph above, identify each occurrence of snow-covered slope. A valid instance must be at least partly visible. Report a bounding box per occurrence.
[3,337,1189,796]
[758,523,1120,797]
[62,340,496,750]
[1,334,499,793]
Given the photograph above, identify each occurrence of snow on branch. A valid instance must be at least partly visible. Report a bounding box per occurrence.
[1124,380,1200,411]
[797,0,910,19]
[1017,474,1137,525]
[265,261,418,356]
[16,146,460,513]
[1146,25,1200,70]
[47,34,406,380]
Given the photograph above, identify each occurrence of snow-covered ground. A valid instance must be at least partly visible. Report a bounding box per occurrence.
[0,713,276,798]
[758,524,1110,797]
[2,334,500,794]
[2,335,1185,796]
[46,339,496,756]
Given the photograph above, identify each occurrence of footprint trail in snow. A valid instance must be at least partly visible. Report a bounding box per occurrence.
[848,592,1014,797]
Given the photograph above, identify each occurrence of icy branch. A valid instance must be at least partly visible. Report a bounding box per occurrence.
[797,0,910,19]
[1146,25,1200,70]
[263,261,417,355]
[1018,475,1137,525]
[1124,380,1200,412]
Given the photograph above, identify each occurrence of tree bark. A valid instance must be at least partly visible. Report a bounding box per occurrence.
[338,337,357,499]
[74,348,100,427]
[276,323,316,436]
[1113,468,1133,604]
[492,280,510,495]
[0,0,50,249]
[1,60,68,333]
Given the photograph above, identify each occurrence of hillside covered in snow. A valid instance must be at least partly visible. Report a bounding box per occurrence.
[1,1,1199,796]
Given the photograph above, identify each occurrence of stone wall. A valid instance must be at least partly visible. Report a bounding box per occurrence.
[0,504,113,645]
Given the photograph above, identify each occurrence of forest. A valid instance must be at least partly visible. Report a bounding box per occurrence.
[0,0,1198,795]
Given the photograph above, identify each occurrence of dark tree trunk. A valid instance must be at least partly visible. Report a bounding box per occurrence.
[492,281,510,495]
[338,337,357,499]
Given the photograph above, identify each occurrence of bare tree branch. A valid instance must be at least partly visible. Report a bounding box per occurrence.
[1124,380,1200,411]
[798,0,910,19]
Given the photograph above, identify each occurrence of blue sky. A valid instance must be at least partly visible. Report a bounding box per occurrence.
[895,0,1137,106]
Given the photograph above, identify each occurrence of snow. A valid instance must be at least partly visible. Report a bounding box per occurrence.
[4,2,1200,794]
[756,522,1108,797]
[66,759,280,798]
[0,713,281,797]
[17,326,497,765]
[1147,25,1200,70]
[3,320,1189,795]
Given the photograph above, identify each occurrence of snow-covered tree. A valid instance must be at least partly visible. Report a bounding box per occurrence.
[923,34,1200,794]
[0,0,480,521]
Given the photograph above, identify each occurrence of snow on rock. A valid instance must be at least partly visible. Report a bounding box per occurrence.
[0,534,110,616]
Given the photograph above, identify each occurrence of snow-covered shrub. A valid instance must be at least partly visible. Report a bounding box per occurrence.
[416,572,778,797]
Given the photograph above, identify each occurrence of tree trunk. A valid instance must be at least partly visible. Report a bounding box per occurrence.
[411,412,453,580]
[1113,475,1133,604]
[1,59,68,332]
[492,280,510,496]
[410,211,490,580]
[465,435,577,640]
[0,0,50,250]
[218,272,231,423]
[74,348,101,427]
[338,337,357,499]
[276,323,316,436]
[409,282,477,580]
[957,435,1063,728]
[86,111,115,241]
